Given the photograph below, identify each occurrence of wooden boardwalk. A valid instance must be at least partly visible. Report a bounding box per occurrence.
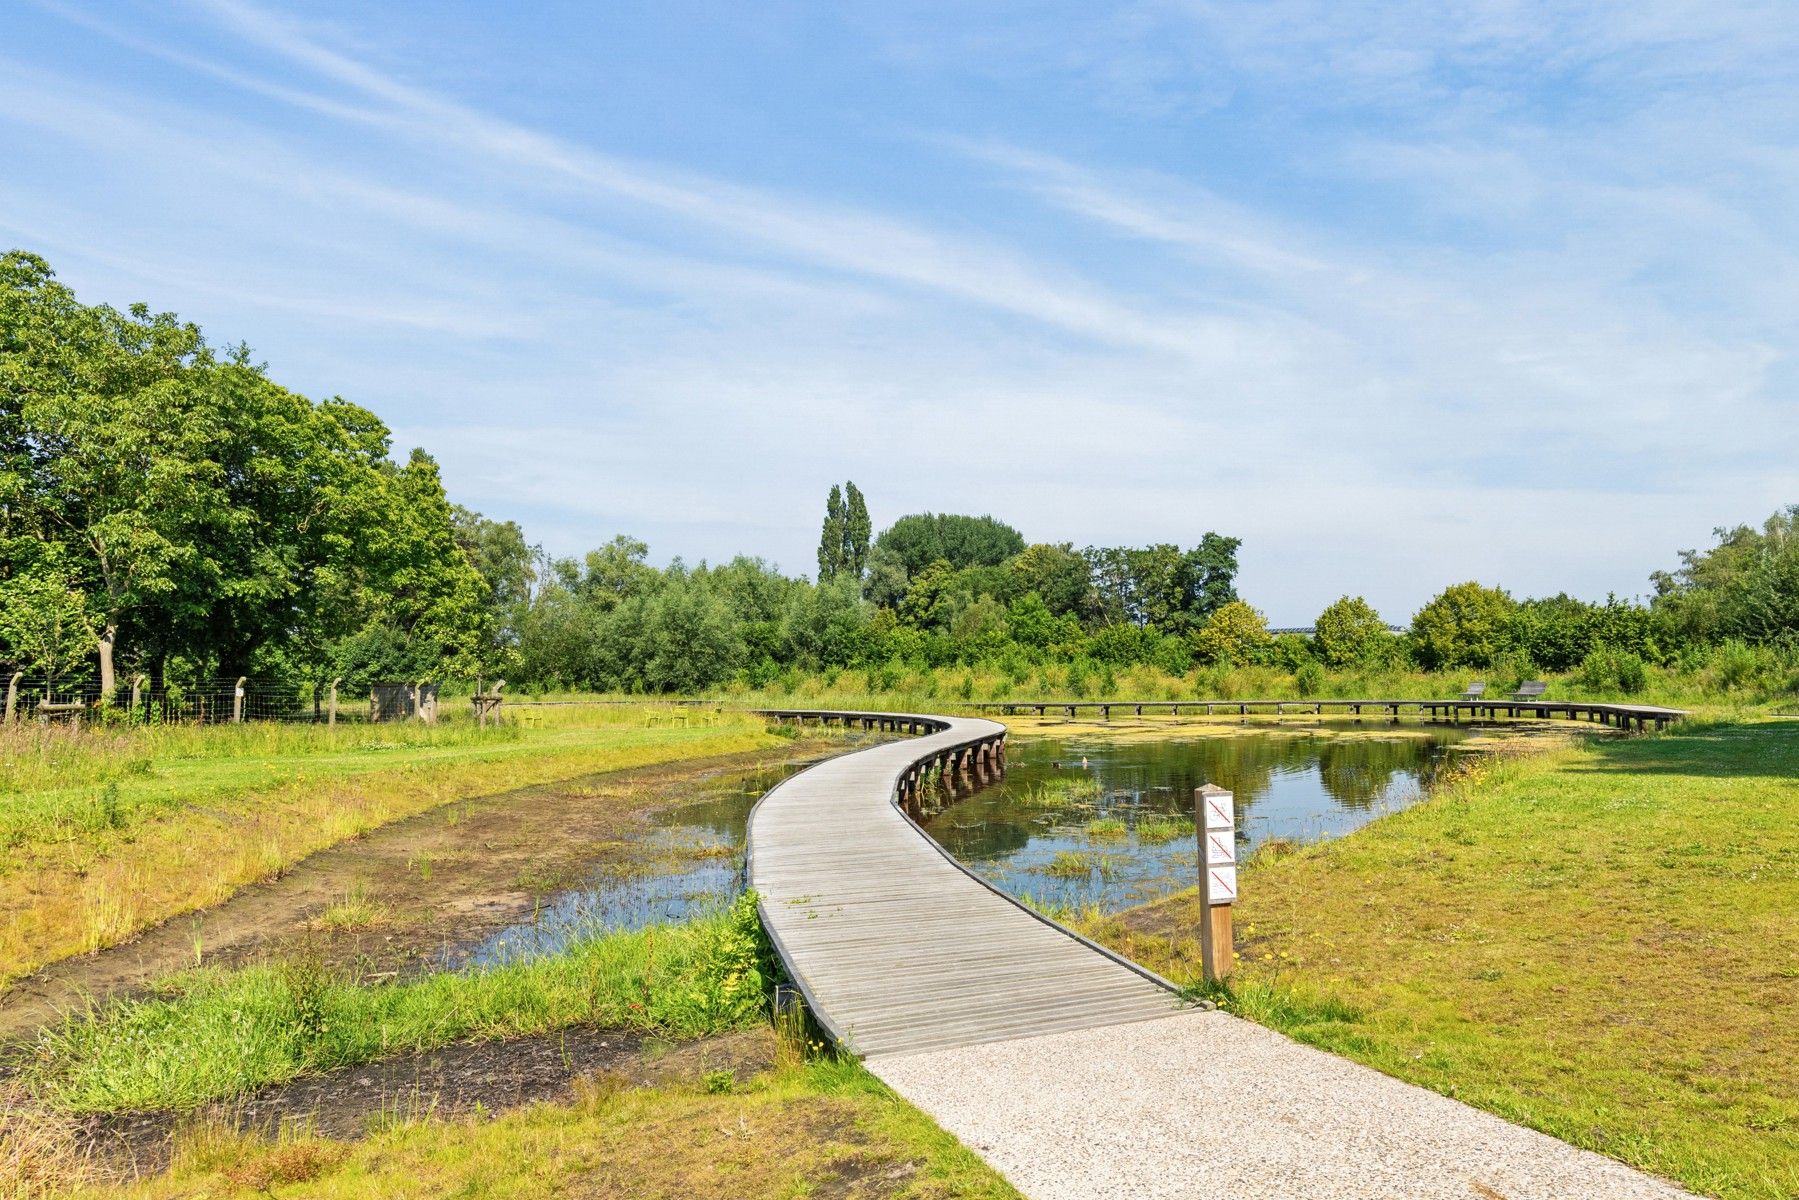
[976,697,1687,731]
[746,710,1182,1058]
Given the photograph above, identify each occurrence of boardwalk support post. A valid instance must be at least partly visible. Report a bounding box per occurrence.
[1196,784,1237,982]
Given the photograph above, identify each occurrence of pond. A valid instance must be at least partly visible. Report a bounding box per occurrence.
[918,723,1470,916]
[465,758,802,966]
[467,722,1470,964]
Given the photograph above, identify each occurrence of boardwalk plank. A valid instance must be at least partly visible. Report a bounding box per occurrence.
[748,711,1183,1057]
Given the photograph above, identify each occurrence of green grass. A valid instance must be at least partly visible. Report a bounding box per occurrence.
[1086,720,1799,1199]
[1015,775,1104,808]
[1083,817,1128,841]
[21,894,773,1114]
[1135,815,1194,843]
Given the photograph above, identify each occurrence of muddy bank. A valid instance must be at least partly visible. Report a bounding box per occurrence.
[0,738,859,1041]
[76,1025,777,1180]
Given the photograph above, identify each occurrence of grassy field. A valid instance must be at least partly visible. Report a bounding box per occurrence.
[1080,720,1799,1200]
[0,705,788,985]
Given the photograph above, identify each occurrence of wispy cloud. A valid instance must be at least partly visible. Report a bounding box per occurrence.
[4,0,1791,620]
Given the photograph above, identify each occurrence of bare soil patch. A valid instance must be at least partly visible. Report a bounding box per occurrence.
[75,1026,778,1181]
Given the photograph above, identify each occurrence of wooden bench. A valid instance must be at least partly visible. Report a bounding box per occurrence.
[1510,681,1548,701]
[1458,681,1486,701]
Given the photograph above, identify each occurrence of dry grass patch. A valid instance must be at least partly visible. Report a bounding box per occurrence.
[54,1060,1017,1200]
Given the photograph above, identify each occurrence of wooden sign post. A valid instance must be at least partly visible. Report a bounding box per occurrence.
[1195,784,1237,981]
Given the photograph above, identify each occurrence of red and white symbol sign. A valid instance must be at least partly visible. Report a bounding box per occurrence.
[1205,830,1235,866]
[1203,791,1234,831]
[1207,865,1237,903]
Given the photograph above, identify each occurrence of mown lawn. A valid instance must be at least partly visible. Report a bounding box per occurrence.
[1085,720,1799,1200]
[0,706,790,985]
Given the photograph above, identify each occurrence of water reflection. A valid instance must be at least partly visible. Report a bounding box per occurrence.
[465,761,802,967]
[921,724,1466,915]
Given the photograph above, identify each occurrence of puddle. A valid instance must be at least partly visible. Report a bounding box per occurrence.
[920,723,1471,915]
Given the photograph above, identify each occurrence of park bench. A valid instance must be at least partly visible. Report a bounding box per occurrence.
[1510,681,1548,701]
[1457,681,1486,701]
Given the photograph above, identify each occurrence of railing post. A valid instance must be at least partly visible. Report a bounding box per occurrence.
[1195,785,1237,982]
[232,677,247,723]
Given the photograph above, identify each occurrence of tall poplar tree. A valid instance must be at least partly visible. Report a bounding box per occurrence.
[843,481,871,580]
[817,485,846,582]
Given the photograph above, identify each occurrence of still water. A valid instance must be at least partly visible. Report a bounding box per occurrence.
[920,724,1468,915]
[468,723,1468,963]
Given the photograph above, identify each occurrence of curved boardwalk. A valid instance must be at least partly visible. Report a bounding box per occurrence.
[746,711,1181,1057]
[749,708,1696,1200]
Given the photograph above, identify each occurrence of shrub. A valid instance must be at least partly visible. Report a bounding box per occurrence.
[1294,661,1326,696]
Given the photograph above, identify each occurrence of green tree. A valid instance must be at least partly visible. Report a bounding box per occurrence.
[1653,506,1799,645]
[1192,600,1272,665]
[1082,535,1239,633]
[1312,596,1392,668]
[843,481,871,579]
[817,485,846,582]
[451,506,537,676]
[872,513,1025,579]
[1007,543,1090,616]
[1410,582,1517,670]
[0,551,96,690]
[899,559,957,629]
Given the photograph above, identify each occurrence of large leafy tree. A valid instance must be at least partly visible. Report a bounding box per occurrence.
[873,513,1025,579]
[1410,582,1517,670]
[1312,595,1393,668]
[453,505,538,675]
[2,251,493,694]
[1083,535,1239,633]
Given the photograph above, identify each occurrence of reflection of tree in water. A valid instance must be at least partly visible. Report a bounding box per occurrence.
[1313,739,1427,810]
[928,732,1452,855]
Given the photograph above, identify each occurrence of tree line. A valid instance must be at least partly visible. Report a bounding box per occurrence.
[3,252,1793,701]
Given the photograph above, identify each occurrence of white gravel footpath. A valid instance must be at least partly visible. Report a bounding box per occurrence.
[868,1010,1697,1200]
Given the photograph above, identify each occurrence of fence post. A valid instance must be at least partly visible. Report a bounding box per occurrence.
[129,674,145,722]
[1195,784,1238,981]
[328,678,340,728]
[233,676,247,723]
[4,671,20,724]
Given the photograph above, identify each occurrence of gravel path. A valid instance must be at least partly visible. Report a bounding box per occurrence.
[868,1010,1696,1200]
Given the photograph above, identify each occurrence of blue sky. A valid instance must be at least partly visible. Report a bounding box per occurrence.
[3,1,1794,623]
